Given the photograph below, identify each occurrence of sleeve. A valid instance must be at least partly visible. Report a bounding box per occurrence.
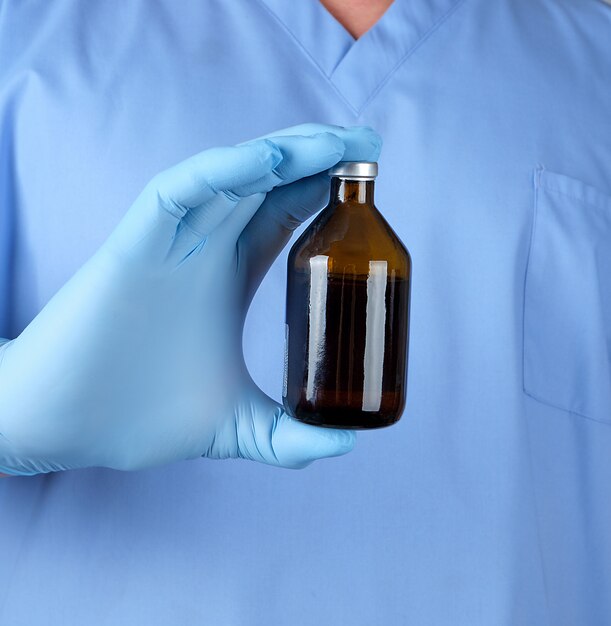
[0,70,16,341]
[0,101,14,342]
[0,0,31,341]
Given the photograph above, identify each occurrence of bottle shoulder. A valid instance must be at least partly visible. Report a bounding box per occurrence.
[288,202,410,277]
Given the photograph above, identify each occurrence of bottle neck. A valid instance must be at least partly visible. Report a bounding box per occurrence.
[329,177,375,206]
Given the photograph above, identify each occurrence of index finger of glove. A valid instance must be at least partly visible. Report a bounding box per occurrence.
[149,125,380,213]
[247,123,383,165]
[148,141,284,212]
[149,131,349,215]
[235,125,382,194]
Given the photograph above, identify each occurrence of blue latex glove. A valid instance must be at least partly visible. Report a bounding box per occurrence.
[0,124,382,475]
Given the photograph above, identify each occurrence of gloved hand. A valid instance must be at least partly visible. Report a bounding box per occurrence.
[0,124,382,475]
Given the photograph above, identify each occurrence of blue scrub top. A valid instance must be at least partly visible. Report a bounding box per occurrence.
[1,0,611,623]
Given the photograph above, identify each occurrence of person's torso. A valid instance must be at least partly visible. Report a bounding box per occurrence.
[1,0,610,623]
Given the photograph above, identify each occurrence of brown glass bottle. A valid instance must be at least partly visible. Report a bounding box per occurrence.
[283,162,411,429]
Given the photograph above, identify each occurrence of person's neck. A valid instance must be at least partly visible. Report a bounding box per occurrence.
[319,0,394,39]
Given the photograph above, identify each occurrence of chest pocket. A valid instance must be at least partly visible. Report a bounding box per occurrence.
[523,168,611,424]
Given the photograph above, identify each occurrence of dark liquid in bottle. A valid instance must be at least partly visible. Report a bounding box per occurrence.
[284,268,410,429]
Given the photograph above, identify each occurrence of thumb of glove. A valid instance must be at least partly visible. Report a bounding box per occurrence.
[227,393,356,469]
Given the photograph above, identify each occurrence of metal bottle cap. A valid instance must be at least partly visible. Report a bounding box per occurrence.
[327,161,378,180]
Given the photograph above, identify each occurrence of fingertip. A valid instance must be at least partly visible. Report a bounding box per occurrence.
[337,126,383,163]
[271,414,357,469]
[356,126,383,155]
[311,132,346,159]
[258,139,284,169]
[370,135,383,160]
[347,124,382,144]
[335,428,357,454]
[300,425,357,463]
[254,133,347,188]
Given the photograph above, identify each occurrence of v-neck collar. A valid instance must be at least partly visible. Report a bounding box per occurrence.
[259,0,466,114]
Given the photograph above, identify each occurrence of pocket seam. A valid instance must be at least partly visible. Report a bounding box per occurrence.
[538,170,611,214]
[523,386,611,426]
[521,167,541,413]
[542,185,611,215]
[523,166,611,425]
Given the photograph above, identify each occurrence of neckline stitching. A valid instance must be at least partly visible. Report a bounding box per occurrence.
[255,0,360,115]
[355,0,468,114]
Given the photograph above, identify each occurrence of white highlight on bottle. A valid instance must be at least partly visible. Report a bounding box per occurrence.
[362,260,388,412]
[282,323,289,398]
[306,255,329,402]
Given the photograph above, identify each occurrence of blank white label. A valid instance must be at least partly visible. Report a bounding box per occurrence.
[306,255,329,402]
[362,260,388,412]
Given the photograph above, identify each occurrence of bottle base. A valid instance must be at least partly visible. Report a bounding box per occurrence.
[287,408,402,430]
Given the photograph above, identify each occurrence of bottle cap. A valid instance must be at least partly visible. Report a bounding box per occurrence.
[327,161,378,180]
